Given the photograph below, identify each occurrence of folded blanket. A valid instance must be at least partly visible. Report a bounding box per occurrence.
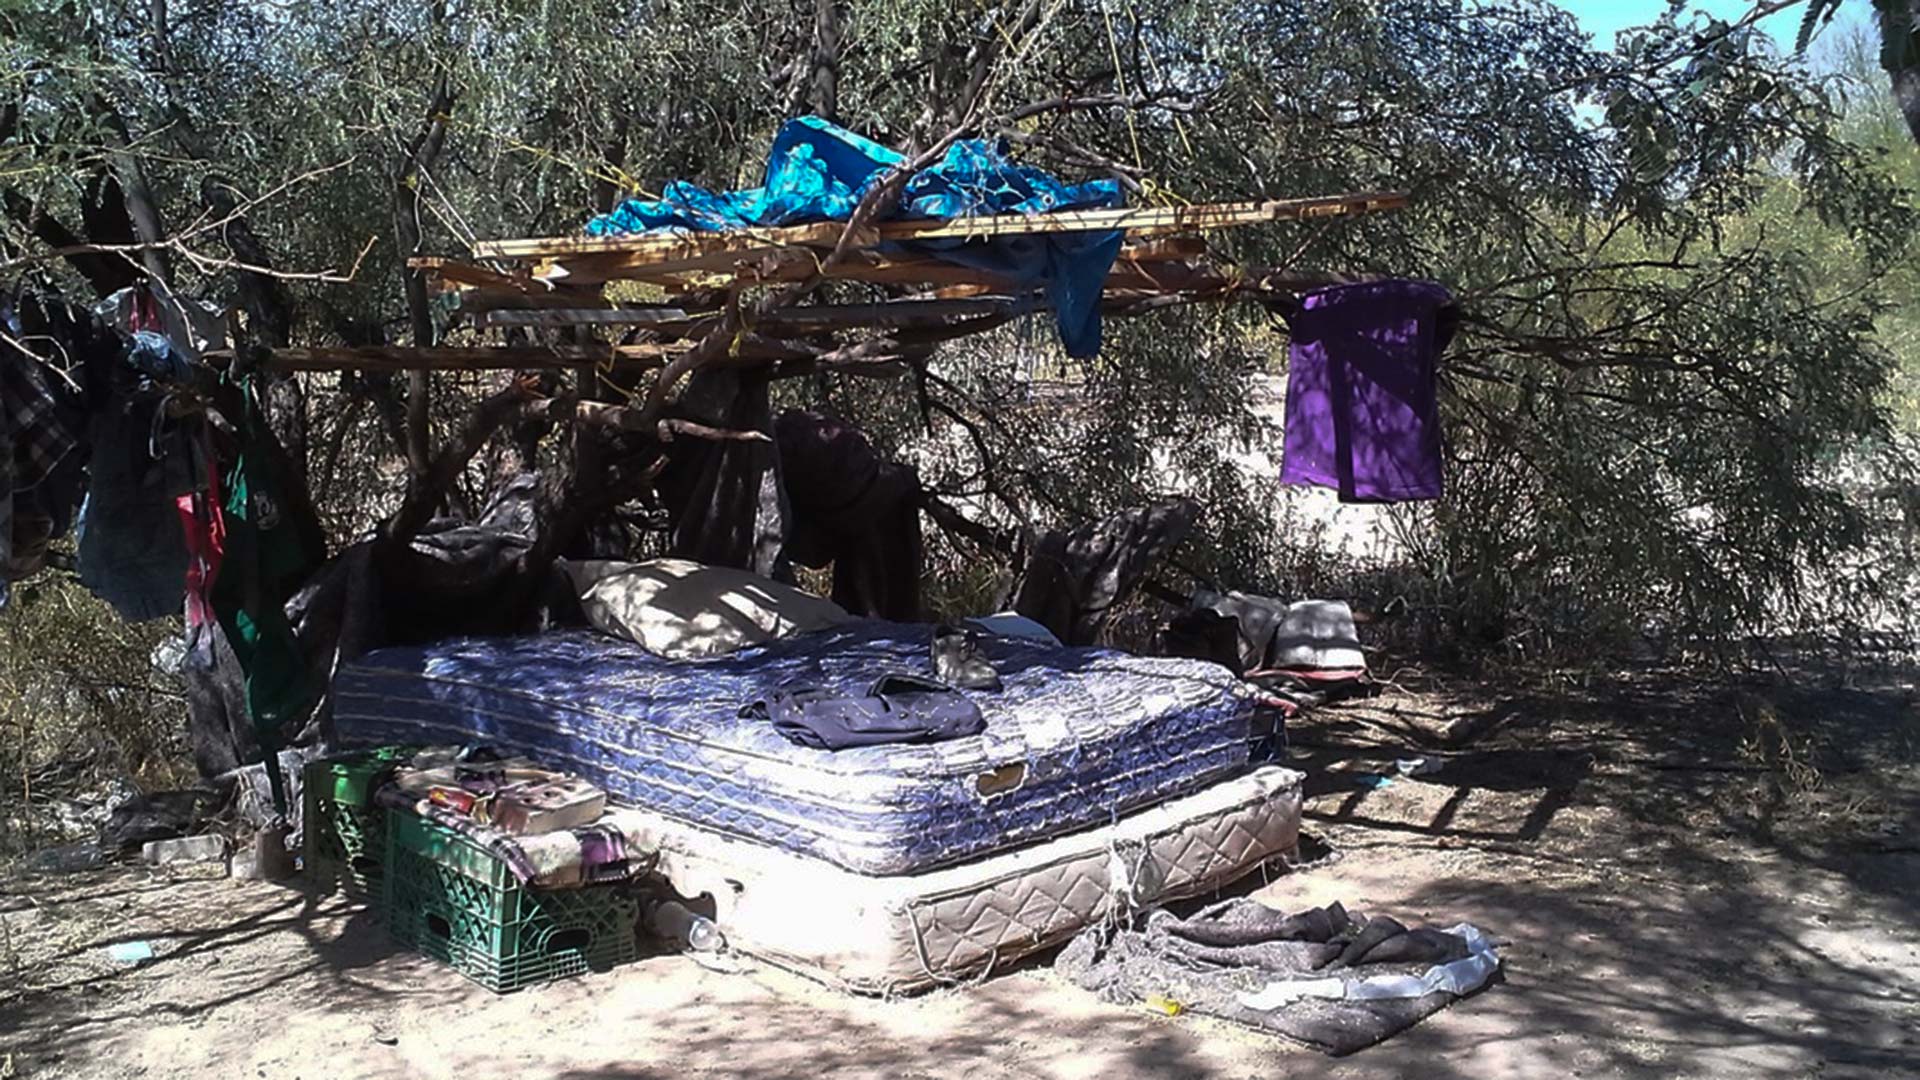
[374,753,652,889]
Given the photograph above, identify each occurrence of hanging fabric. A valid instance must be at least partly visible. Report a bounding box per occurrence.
[209,377,325,814]
[178,425,226,666]
[1280,280,1457,503]
[1,347,82,609]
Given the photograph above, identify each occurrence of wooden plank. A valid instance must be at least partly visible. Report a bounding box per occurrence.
[250,344,690,373]
[470,192,1405,262]
[1118,235,1209,261]
[734,251,1030,291]
[551,229,1201,286]
[474,220,862,260]
[483,307,693,329]
[872,192,1408,241]
[410,257,535,293]
[452,287,615,315]
[577,249,1026,292]
[483,297,1022,334]
[534,243,811,286]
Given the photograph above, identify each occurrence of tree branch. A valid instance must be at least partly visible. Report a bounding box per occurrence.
[379,375,563,551]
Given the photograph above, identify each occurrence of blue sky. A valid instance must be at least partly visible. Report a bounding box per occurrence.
[1553,1,1811,49]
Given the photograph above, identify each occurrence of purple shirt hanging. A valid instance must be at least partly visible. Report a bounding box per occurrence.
[1280,279,1456,503]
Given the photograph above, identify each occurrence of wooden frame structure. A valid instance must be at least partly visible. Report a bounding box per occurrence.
[232,190,1408,379]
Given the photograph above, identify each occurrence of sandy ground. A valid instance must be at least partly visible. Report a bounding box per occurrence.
[3,666,1917,1080]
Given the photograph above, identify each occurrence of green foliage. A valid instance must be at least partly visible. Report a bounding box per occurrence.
[0,563,186,852]
[0,0,1914,670]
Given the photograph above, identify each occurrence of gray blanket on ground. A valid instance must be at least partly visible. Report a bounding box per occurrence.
[1055,899,1495,1056]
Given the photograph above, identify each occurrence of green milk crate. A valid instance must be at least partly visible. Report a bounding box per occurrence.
[302,747,416,902]
[383,812,639,993]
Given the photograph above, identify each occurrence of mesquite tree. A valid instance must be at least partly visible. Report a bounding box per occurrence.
[1,0,1913,692]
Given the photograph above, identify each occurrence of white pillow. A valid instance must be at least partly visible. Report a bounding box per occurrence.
[561,558,852,660]
[964,612,1062,646]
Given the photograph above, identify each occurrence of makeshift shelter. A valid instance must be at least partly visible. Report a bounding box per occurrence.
[7,118,1470,1014]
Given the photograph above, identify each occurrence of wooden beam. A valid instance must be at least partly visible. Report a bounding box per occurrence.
[483,296,1025,334]
[533,243,809,287]
[410,256,537,293]
[871,192,1408,241]
[245,344,689,373]
[467,192,1405,262]
[474,220,863,259]
[482,306,694,329]
[1119,235,1209,261]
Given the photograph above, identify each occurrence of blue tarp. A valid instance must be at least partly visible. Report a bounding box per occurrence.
[587,116,1125,357]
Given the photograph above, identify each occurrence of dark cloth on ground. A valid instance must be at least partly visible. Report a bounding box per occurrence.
[743,672,986,750]
[776,409,922,621]
[1056,899,1497,1056]
[1012,498,1198,646]
[1160,607,1249,676]
[1189,593,1368,674]
[1281,279,1456,503]
[101,789,219,850]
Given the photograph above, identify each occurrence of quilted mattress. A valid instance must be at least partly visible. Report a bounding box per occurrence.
[332,622,1254,876]
[638,765,1305,993]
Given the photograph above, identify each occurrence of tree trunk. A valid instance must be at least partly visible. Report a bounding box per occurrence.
[391,79,454,483]
[1886,3,1920,146]
[810,0,843,122]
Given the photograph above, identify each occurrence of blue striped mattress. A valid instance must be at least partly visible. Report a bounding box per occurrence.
[331,622,1253,876]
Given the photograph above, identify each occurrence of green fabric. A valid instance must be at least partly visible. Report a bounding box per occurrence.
[211,379,325,815]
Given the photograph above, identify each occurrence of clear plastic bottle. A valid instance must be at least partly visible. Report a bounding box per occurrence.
[648,898,724,952]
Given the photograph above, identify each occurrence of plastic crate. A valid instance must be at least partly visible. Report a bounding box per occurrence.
[302,747,415,901]
[384,812,638,993]
[305,796,386,900]
[310,745,417,805]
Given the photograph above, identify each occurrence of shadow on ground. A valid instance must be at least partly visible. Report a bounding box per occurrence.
[3,660,1916,1079]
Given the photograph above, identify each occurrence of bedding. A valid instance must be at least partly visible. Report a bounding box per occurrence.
[637,765,1306,993]
[560,558,852,659]
[332,620,1255,876]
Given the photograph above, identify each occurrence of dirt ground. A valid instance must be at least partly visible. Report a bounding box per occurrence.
[3,662,1917,1080]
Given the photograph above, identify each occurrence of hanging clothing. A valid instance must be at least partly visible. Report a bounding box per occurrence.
[2,349,84,609]
[655,370,787,578]
[2,349,79,491]
[210,379,327,813]
[178,432,226,664]
[94,282,228,361]
[776,410,923,622]
[1280,280,1457,503]
[75,401,198,621]
[1011,498,1200,646]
